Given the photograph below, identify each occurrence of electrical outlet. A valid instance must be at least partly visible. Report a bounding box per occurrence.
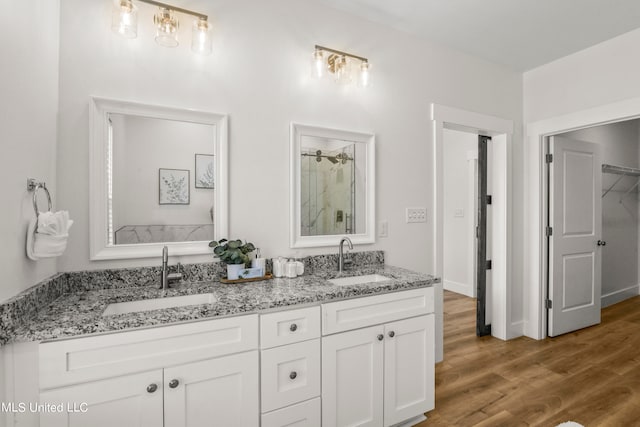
[406,207,427,223]
[378,220,389,237]
[454,208,464,218]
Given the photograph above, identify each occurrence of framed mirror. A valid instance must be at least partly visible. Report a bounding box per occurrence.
[89,97,228,260]
[290,123,375,248]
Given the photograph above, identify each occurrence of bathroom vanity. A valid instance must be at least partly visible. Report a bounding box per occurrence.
[1,261,439,427]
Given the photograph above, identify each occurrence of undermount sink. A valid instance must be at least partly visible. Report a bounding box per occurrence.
[328,274,391,287]
[102,293,217,316]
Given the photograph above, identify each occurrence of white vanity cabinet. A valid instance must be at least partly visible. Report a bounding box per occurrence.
[321,288,435,427]
[38,314,260,427]
[260,306,322,427]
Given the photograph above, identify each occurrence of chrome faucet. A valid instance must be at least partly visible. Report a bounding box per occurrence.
[159,246,183,291]
[338,236,353,272]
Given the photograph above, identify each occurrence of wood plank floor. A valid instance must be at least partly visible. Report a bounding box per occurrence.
[418,291,640,426]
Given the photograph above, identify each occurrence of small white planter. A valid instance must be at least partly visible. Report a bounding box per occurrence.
[226,264,246,280]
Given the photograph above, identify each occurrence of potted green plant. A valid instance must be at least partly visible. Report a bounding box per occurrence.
[208,238,256,280]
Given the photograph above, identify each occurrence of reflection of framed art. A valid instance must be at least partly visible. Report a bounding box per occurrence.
[195,154,215,189]
[159,168,190,205]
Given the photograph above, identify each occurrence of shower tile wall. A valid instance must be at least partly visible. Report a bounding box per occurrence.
[301,146,356,236]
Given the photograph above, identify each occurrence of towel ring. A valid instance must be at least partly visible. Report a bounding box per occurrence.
[27,178,52,216]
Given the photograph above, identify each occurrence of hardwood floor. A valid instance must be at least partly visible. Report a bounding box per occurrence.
[418,291,640,426]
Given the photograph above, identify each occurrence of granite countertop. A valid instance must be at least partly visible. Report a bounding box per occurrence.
[10,265,438,344]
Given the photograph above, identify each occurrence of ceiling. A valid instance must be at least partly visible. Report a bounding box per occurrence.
[313,0,640,71]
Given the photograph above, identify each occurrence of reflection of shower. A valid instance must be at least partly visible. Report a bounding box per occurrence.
[301,150,353,164]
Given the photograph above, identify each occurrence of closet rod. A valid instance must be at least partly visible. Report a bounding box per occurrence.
[602,163,640,177]
[602,163,640,199]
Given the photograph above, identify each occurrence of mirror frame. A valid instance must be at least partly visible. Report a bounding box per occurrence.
[89,97,228,260]
[290,122,375,248]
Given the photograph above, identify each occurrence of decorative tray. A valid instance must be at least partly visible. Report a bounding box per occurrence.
[220,273,274,284]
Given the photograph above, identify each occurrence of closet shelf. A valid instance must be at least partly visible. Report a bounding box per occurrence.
[602,163,640,177]
[602,163,640,201]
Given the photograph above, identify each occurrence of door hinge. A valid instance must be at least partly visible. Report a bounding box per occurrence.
[486,195,492,205]
[545,299,553,309]
[546,226,553,237]
[546,154,553,163]
[486,260,492,270]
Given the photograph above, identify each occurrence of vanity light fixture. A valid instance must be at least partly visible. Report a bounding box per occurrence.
[311,45,371,87]
[111,0,213,55]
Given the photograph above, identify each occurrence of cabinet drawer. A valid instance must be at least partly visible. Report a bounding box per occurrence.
[322,288,434,335]
[261,339,321,412]
[260,306,320,349]
[40,314,259,389]
[261,397,321,427]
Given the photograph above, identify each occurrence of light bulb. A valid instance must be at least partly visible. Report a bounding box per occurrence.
[312,48,324,79]
[111,0,137,38]
[335,55,351,85]
[191,18,212,55]
[154,8,179,48]
[359,61,370,87]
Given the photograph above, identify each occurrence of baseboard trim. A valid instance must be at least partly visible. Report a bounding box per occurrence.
[443,279,474,297]
[508,320,524,339]
[601,284,640,308]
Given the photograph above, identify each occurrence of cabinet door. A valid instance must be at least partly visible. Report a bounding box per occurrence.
[39,370,163,427]
[164,350,259,427]
[322,325,384,427]
[383,314,434,426]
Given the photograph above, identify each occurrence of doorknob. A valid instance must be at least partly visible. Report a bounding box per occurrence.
[597,240,607,246]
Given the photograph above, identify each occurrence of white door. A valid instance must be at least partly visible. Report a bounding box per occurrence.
[383,315,435,426]
[164,351,259,427]
[40,370,163,427]
[322,325,384,427]
[549,135,602,336]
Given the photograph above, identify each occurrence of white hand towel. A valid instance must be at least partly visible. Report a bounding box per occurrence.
[27,210,73,260]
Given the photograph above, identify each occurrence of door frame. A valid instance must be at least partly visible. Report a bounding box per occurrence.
[431,104,514,340]
[525,97,640,340]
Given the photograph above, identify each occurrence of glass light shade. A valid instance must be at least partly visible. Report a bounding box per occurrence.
[191,18,212,54]
[311,49,324,79]
[334,56,352,85]
[111,0,137,38]
[359,61,371,87]
[154,8,179,48]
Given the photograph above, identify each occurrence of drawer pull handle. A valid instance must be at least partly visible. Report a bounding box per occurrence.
[147,384,158,393]
[377,334,384,341]
[289,371,298,380]
[388,331,395,338]
[169,379,180,389]
[290,323,298,332]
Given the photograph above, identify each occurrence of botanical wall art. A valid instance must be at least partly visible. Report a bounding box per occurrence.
[195,154,215,189]
[159,168,190,205]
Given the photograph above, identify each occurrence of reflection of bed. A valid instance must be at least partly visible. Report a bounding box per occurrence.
[114,225,215,244]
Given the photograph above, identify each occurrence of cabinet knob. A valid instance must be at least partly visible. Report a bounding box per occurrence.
[290,323,298,332]
[377,334,384,341]
[169,379,180,389]
[597,240,607,246]
[146,383,158,393]
[289,371,297,380]
[388,331,395,338]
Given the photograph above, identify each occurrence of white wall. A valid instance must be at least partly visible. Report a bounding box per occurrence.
[0,0,59,303]
[55,0,523,274]
[524,28,640,123]
[443,129,477,296]
[561,121,640,305]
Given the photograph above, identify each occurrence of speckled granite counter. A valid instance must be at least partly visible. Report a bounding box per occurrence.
[5,263,439,345]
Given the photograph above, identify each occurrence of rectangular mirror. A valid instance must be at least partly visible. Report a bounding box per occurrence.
[90,97,228,260]
[290,123,375,248]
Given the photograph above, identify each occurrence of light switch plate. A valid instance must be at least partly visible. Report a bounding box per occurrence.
[406,207,427,223]
[454,208,464,218]
[378,220,388,237]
